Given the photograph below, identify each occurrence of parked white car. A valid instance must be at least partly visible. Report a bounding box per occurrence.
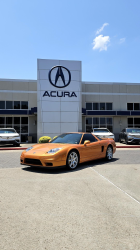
[0,128,20,146]
[92,128,115,140]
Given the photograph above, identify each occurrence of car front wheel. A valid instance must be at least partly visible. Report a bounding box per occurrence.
[126,137,129,145]
[66,151,79,170]
[106,146,113,161]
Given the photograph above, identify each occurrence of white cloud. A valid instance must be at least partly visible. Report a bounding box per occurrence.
[96,23,109,35]
[92,35,110,51]
[119,38,126,44]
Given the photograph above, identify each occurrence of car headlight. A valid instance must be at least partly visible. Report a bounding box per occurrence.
[128,135,133,139]
[47,148,62,154]
[26,146,33,152]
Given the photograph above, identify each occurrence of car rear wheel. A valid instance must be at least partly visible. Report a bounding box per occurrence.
[66,151,79,170]
[106,146,113,161]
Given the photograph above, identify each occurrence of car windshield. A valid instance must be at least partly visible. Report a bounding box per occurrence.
[126,128,140,133]
[0,129,16,133]
[50,133,82,144]
[94,129,109,133]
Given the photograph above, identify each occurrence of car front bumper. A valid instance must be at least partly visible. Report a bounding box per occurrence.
[128,138,140,143]
[20,152,66,167]
[0,139,20,144]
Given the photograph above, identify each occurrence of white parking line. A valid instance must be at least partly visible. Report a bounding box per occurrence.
[90,167,140,205]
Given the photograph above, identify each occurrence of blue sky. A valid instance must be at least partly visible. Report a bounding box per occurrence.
[0,0,140,83]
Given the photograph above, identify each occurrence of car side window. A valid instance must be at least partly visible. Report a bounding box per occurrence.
[81,134,98,144]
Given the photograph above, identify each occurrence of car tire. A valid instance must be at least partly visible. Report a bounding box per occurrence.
[66,150,79,170]
[106,146,113,161]
[126,137,129,145]
[126,140,129,145]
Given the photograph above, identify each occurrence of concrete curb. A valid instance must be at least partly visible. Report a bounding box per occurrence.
[0,147,27,150]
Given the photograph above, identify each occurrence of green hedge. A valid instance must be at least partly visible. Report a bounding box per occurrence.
[38,136,52,143]
[53,136,57,140]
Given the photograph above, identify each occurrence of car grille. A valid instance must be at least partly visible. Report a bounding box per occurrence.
[1,136,13,139]
[130,135,140,139]
[25,158,42,166]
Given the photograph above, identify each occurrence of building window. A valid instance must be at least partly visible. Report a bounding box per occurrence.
[0,101,5,109]
[0,101,28,110]
[106,103,112,110]
[134,118,140,127]
[14,117,20,124]
[86,103,92,110]
[127,103,140,111]
[93,118,99,128]
[86,117,113,132]
[100,117,106,125]
[21,101,28,109]
[134,103,140,111]
[128,118,140,128]
[6,101,13,109]
[128,118,133,127]
[0,117,5,128]
[100,103,105,110]
[6,117,12,125]
[14,101,20,109]
[93,103,99,110]
[86,102,113,111]
[127,103,133,110]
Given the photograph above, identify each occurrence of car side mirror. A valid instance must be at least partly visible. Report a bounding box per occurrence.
[84,140,90,146]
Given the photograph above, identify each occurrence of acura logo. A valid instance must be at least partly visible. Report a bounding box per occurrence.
[49,66,71,88]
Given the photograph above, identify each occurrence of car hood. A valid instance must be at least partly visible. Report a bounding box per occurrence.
[25,143,72,155]
[0,133,19,137]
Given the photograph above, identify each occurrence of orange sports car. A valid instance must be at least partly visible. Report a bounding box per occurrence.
[20,132,116,170]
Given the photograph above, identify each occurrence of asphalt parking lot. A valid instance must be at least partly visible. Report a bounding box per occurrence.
[0,149,140,250]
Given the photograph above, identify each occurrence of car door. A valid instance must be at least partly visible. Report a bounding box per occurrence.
[79,134,101,161]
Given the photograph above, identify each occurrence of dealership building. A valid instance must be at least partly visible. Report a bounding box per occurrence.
[0,59,140,142]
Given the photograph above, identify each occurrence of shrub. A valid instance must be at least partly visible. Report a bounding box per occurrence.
[53,136,57,140]
[38,136,52,143]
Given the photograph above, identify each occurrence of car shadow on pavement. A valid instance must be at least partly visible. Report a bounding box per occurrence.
[22,157,119,175]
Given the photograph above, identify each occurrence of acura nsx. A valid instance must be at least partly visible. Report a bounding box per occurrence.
[20,132,116,170]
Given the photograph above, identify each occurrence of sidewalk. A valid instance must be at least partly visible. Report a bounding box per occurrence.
[0,142,140,150]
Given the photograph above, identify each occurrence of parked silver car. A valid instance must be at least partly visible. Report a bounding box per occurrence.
[92,128,115,140]
[0,128,20,146]
[119,128,140,144]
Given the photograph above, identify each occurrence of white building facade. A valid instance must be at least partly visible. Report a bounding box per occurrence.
[0,58,140,142]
